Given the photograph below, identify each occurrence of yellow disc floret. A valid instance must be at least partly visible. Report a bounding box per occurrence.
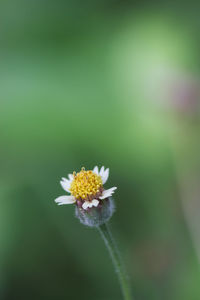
[70,167,103,200]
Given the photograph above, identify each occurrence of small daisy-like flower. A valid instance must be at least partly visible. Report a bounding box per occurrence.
[55,166,117,210]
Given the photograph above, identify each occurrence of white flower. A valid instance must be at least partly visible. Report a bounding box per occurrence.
[55,166,117,210]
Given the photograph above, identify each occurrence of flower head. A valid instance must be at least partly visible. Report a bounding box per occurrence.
[55,166,117,210]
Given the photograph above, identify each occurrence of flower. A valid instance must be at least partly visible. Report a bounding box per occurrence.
[55,166,117,210]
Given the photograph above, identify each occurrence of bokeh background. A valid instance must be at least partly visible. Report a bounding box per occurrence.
[1,1,200,299]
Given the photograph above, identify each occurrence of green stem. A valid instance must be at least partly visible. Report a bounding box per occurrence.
[97,223,132,300]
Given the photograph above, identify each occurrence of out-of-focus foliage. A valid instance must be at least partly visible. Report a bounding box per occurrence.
[1,1,200,299]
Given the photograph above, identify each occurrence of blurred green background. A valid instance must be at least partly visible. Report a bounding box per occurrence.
[1,1,200,299]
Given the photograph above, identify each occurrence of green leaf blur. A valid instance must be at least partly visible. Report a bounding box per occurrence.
[1,1,200,299]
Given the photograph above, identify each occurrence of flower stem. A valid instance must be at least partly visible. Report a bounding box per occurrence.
[97,223,132,300]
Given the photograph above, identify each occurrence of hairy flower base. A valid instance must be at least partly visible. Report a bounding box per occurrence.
[75,197,115,227]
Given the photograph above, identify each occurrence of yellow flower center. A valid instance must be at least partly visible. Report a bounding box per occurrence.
[70,168,103,200]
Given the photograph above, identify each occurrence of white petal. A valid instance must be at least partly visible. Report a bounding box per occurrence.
[99,166,105,176]
[91,199,99,207]
[68,173,73,181]
[82,201,90,209]
[55,195,76,205]
[82,199,99,210]
[100,168,109,184]
[60,177,71,192]
[93,166,99,175]
[99,187,117,199]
